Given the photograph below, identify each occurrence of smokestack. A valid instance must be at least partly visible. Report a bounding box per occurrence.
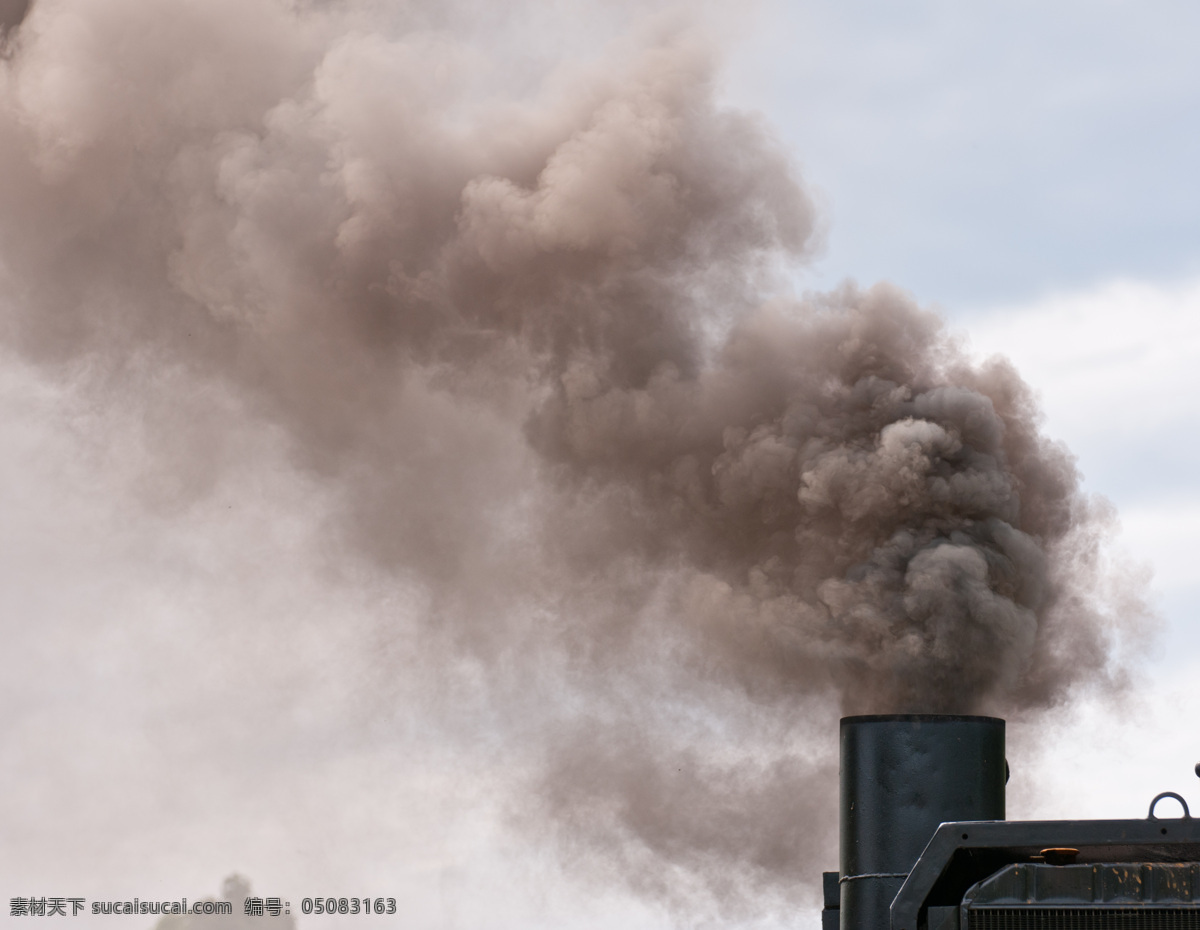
[838,715,1006,930]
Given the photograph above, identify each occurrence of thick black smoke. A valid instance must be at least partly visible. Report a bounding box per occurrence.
[0,0,1150,919]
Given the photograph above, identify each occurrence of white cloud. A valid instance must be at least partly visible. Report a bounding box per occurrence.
[966,277,1200,455]
[966,277,1200,663]
[1118,498,1200,596]
[1015,655,1200,823]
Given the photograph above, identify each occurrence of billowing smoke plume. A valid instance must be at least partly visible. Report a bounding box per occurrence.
[0,0,1149,919]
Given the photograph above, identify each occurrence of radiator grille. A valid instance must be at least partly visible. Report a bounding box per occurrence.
[968,908,1200,930]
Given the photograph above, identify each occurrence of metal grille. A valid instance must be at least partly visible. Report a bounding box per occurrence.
[968,909,1200,930]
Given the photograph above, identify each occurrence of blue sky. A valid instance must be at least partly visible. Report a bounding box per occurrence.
[727,0,1200,310]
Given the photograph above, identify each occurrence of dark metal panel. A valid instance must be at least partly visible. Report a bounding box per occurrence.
[928,905,961,930]
[824,871,841,909]
[843,875,907,930]
[967,863,1200,907]
[891,820,1200,930]
[1100,866,1156,903]
[966,908,1200,929]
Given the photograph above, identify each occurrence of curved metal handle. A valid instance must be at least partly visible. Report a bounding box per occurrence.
[1148,791,1191,819]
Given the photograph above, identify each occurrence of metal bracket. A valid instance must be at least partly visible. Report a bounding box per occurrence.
[1148,791,1191,819]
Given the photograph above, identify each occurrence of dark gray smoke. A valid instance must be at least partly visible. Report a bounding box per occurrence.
[0,0,30,31]
[0,0,30,54]
[0,0,1150,920]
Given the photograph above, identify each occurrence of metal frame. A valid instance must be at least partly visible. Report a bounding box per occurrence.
[891,819,1200,930]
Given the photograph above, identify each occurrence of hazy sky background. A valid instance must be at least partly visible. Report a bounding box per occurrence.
[3,2,1200,928]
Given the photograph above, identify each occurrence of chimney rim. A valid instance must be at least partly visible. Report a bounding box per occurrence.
[840,713,1005,726]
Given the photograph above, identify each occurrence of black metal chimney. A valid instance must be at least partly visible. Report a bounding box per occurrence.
[837,715,1005,930]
